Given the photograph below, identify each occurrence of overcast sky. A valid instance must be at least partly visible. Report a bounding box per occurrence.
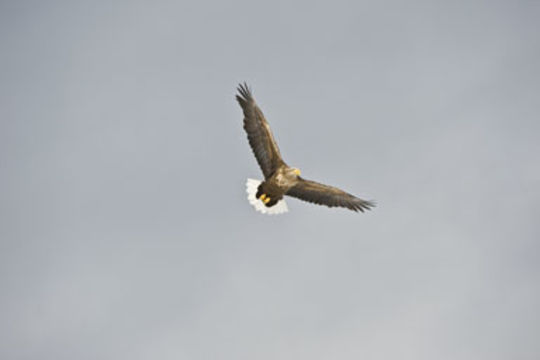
[1,1,539,359]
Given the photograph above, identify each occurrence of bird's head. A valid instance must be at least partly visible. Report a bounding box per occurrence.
[291,167,301,176]
[282,167,301,180]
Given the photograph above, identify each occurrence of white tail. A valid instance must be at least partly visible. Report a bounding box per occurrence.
[246,178,288,215]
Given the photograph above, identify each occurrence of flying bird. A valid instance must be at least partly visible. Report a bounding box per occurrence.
[236,83,375,215]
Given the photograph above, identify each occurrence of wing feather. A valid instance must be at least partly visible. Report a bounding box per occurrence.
[286,178,375,212]
[236,83,283,178]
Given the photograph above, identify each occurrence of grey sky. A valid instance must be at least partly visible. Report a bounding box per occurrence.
[1,0,539,359]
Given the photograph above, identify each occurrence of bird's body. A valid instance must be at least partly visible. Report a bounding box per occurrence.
[256,166,300,207]
[236,83,375,214]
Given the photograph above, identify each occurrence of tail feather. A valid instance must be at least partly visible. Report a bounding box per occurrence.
[246,178,288,215]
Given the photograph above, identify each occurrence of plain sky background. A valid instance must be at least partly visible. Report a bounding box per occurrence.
[1,1,539,359]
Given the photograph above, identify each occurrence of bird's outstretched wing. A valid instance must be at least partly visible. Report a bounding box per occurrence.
[286,178,375,212]
[236,83,284,178]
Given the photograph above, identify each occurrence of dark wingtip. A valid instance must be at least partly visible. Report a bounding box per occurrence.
[363,200,376,211]
[354,199,375,213]
[236,82,253,101]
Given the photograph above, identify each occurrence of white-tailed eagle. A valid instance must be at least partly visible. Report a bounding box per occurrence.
[237,83,375,215]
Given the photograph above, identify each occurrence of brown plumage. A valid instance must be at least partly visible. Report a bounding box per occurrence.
[236,83,375,213]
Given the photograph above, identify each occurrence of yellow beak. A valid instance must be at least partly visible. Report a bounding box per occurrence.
[294,168,301,176]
